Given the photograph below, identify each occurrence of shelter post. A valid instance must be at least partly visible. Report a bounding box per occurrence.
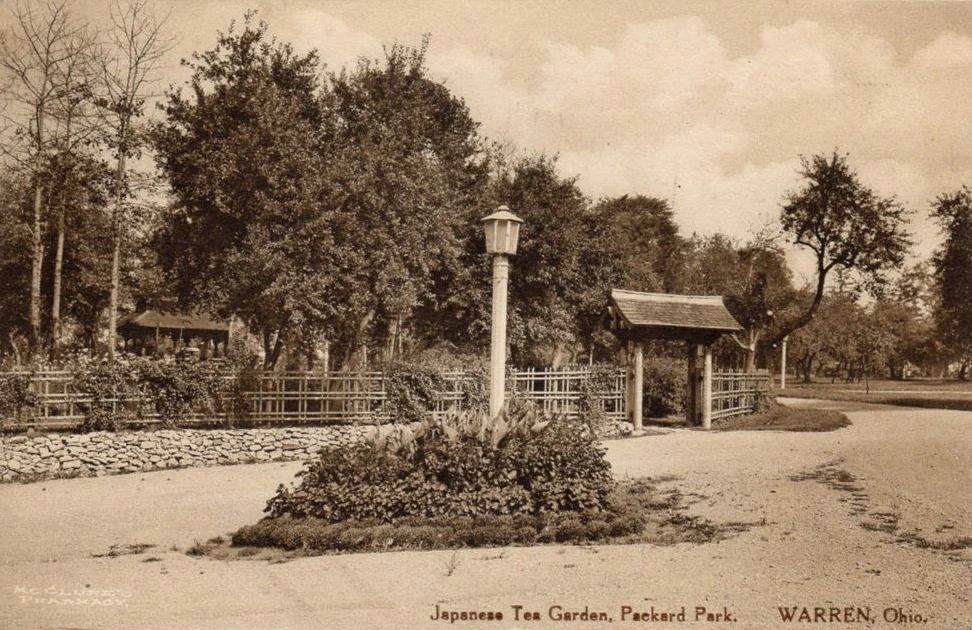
[702,344,713,430]
[631,341,644,434]
[687,343,698,424]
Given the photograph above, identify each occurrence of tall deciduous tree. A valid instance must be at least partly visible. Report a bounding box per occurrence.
[594,195,684,293]
[319,40,489,367]
[0,0,86,354]
[153,15,325,369]
[770,151,911,346]
[155,21,490,370]
[48,26,99,353]
[931,186,972,379]
[97,0,170,361]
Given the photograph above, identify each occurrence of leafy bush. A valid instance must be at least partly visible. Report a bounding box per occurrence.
[134,359,226,426]
[578,363,621,433]
[0,372,38,427]
[642,356,687,417]
[382,359,449,423]
[265,407,614,523]
[69,357,227,431]
[70,359,144,432]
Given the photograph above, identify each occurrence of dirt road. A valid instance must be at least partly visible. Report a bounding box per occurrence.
[1,399,970,630]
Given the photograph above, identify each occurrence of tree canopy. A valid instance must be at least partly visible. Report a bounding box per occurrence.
[931,186,972,377]
[773,151,911,345]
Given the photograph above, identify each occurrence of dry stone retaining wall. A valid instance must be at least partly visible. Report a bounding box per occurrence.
[0,426,371,483]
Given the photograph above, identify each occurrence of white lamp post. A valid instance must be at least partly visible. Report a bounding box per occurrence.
[482,206,524,419]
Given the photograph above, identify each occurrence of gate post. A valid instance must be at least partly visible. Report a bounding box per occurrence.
[687,343,698,425]
[702,344,713,430]
[632,341,643,435]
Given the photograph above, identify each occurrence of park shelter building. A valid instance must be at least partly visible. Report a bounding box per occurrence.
[118,311,230,358]
[606,289,744,430]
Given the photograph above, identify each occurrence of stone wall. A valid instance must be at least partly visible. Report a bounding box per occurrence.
[0,426,371,483]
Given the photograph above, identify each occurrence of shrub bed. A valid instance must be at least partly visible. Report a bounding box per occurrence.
[234,502,646,553]
[265,408,614,523]
[217,478,737,556]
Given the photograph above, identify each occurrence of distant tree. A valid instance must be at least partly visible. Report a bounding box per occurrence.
[769,151,911,346]
[680,234,796,370]
[318,39,489,367]
[594,195,684,293]
[852,303,896,392]
[489,155,611,367]
[931,186,972,379]
[786,291,860,383]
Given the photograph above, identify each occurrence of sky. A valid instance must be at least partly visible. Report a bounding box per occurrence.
[9,0,972,281]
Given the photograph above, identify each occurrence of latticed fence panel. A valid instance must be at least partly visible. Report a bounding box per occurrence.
[710,370,770,420]
[2,367,626,430]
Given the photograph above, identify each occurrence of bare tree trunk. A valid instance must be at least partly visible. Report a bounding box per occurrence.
[50,206,66,354]
[29,182,45,356]
[107,151,126,362]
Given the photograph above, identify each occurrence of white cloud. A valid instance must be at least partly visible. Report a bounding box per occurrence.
[912,32,972,68]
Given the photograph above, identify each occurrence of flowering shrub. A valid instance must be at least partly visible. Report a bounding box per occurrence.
[265,407,614,523]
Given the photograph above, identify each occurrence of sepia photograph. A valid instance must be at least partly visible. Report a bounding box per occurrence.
[0,1,971,628]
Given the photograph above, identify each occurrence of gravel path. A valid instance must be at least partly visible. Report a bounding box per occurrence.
[1,398,970,630]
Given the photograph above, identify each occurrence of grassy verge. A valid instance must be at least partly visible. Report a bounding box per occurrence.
[188,478,761,561]
[712,403,850,432]
[780,379,972,413]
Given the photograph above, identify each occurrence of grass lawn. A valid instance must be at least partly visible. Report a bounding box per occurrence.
[644,402,851,432]
[712,404,850,432]
[780,378,972,412]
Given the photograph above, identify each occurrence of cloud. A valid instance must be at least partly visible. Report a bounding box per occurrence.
[912,32,972,68]
[428,15,971,263]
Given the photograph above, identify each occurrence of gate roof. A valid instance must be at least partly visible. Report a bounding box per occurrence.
[607,289,742,344]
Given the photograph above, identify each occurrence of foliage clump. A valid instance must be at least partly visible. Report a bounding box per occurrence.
[382,359,450,424]
[265,408,614,523]
[642,356,687,417]
[134,360,226,427]
[71,358,144,432]
[0,372,39,427]
[70,357,227,431]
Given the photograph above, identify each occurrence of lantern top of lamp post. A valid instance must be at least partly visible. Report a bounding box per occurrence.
[481,206,524,224]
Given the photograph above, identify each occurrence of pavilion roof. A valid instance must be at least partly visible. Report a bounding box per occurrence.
[608,289,742,341]
[119,310,229,332]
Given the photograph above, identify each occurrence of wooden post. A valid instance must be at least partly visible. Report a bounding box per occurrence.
[687,343,698,425]
[632,341,644,435]
[780,336,788,390]
[625,341,636,428]
[702,344,713,430]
